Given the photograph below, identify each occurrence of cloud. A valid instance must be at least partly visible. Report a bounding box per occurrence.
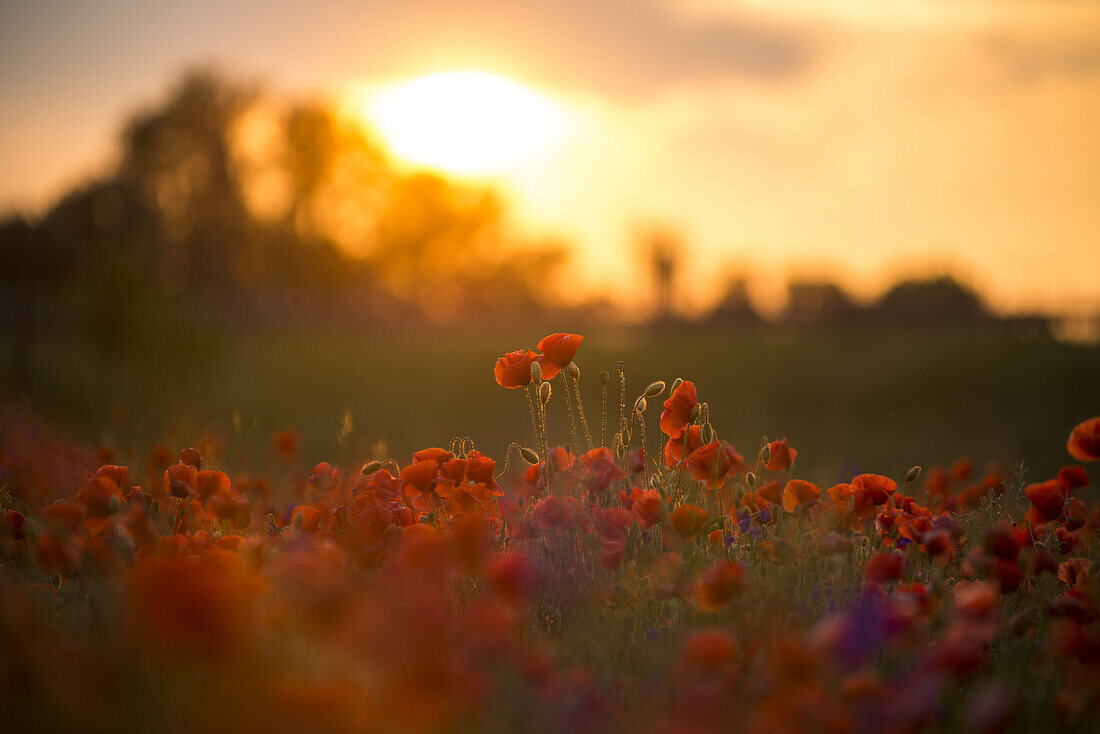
[360,0,822,95]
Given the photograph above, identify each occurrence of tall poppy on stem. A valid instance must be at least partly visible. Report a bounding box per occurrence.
[764,439,797,472]
[494,349,539,389]
[660,381,698,440]
[535,333,583,379]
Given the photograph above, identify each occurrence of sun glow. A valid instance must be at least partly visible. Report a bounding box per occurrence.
[359,71,570,176]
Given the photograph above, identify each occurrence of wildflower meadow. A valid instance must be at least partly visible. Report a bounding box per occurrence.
[2,332,1099,734]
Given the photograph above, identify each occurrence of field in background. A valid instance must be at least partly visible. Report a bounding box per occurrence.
[4,322,1098,483]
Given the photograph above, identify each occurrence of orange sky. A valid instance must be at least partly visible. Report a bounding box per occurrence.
[2,0,1099,315]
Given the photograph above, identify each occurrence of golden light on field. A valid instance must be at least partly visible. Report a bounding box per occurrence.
[359,71,570,176]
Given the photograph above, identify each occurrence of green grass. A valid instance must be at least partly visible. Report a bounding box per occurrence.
[4,321,1098,483]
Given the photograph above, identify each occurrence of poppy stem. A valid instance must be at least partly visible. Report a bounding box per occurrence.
[525,384,548,493]
[535,384,553,495]
[570,372,594,450]
[617,361,627,445]
[600,377,608,448]
[428,492,450,530]
[563,374,583,461]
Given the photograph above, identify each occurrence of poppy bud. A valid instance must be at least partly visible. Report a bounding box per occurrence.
[566,362,580,379]
[761,444,772,464]
[644,380,666,398]
[520,447,540,464]
[906,466,922,484]
[530,361,543,383]
[689,404,702,423]
[621,429,632,445]
[600,371,610,385]
[151,500,159,516]
[361,460,383,476]
[671,377,684,394]
[746,472,756,488]
[635,397,647,414]
[701,424,714,445]
[539,381,552,404]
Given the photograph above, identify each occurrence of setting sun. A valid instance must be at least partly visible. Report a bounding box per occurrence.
[359,71,570,176]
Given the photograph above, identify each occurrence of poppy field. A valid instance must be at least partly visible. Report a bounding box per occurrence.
[2,332,1100,734]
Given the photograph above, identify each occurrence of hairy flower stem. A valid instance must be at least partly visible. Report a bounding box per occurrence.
[600,379,608,448]
[525,384,549,493]
[563,376,582,460]
[570,372,594,450]
[537,388,553,495]
[617,362,627,440]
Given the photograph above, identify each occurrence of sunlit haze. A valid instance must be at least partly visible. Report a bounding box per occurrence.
[2,0,1100,316]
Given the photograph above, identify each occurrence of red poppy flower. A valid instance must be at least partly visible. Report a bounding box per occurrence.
[489,552,540,605]
[739,492,776,524]
[580,447,627,492]
[864,551,907,584]
[3,510,26,541]
[494,349,539,389]
[756,479,782,505]
[664,424,703,468]
[414,447,453,464]
[983,521,1020,561]
[179,447,203,468]
[41,500,86,532]
[686,440,734,490]
[464,450,503,496]
[852,474,896,506]
[695,561,746,611]
[1067,417,1100,461]
[195,470,232,502]
[129,553,262,658]
[781,479,820,513]
[206,485,251,528]
[1025,479,1066,524]
[1058,465,1089,491]
[531,495,584,530]
[680,630,737,671]
[273,429,299,459]
[535,333,583,380]
[630,487,663,529]
[401,459,441,512]
[74,473,124,537]
[826,483,853,503]
[164,462,198,499]
[660,380,698,439]
[597,538,625,570]
[954,581,1000,619]
[670,504,708,541]
[764,439,797,472]
[447,512,491,573]
[592,507,633,541]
